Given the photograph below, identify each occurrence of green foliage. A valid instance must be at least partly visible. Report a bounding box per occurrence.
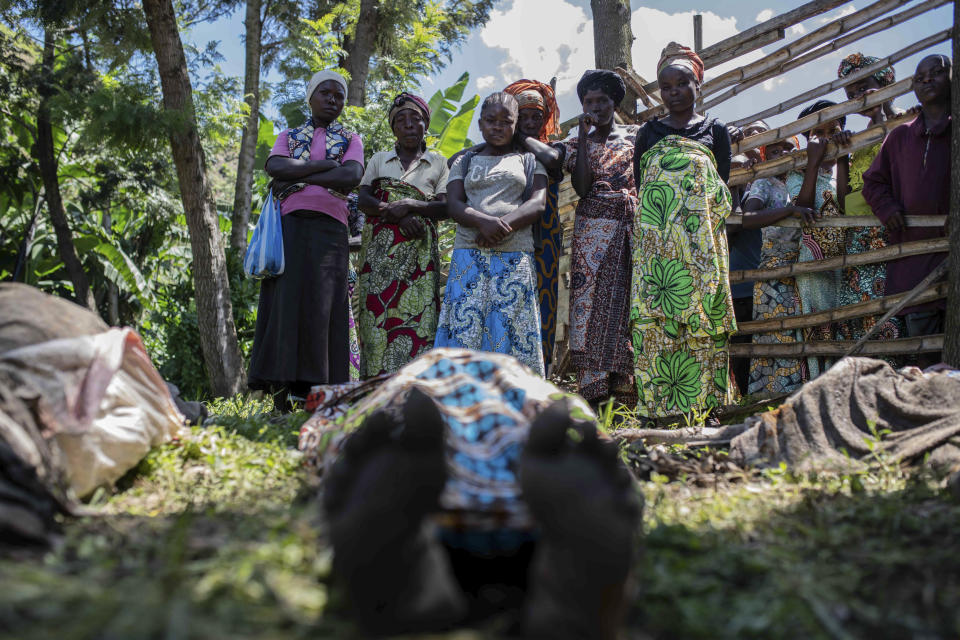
[425,71,479,158]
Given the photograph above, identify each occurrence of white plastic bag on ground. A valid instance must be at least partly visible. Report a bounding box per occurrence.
[0,328,185,497]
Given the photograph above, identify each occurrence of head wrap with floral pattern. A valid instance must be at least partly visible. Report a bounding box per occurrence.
[837,53,895,87]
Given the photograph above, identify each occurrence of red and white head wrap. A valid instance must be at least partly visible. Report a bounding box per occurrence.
[657,42,705,83]
[388,92,432,128]
[503,79,561,142]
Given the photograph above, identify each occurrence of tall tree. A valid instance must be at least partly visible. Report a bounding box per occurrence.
[229,0,264,252]
[142,0,245,396]
[944,0,960,367]
[342,0,379,107]
[338,0,494,107]
[590,0,637,116]
[35,26,95,310]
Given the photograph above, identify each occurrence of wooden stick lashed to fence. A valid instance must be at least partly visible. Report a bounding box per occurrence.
[615,66,660,108]
[731,77,915,154]
[736,282,947,333]
[729,237,949,283]
[701,0,913,97]
[703,0,949,112]
[728,111,916,186]
[636,0,913,121]
[730,333,944,357]
[700,30,786,74]
[726,215,946,228]
[843,260,949,357]
[727,29,951,128]
[641,0,851,93]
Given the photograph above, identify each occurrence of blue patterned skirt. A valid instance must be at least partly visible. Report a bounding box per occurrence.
[435,249,545,376]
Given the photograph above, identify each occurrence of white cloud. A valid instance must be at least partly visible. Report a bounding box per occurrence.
[475,75,497,91]
[762,76,788,91]
[822,3,857,22]
[755,9,774,22]
[788,24,807,36]
[478,0,593,89]
[632,8,751,82]
[473,1,752,122]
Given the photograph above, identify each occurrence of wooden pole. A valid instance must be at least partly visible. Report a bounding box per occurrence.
[944,1,960,367]
[737,282,947,334]
[703,0,949,112]
[642,0,850,92]
[730,334,944,358]
[845,261,949,358]
[730,237,949,283]
[728,29,951,128]
[731,76,915,155]
[729,111,915,186]
[694,14,703,52]
[637,0,912,121]
[726,214,946,228]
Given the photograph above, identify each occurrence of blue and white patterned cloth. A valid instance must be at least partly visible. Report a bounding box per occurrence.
[299,348,596,551]
[435,249,545,376]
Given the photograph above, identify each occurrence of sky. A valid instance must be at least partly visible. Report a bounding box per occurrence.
[186,0,953,143]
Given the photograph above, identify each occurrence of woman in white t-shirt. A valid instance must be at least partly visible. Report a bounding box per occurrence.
[435,92,549,375]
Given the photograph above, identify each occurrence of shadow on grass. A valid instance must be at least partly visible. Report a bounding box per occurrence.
[0,506,355,640]
[635,476,960,639]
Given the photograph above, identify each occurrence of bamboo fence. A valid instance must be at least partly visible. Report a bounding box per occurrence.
[548,0,950,371]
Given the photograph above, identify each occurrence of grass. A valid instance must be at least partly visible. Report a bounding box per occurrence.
[1,397,958,639]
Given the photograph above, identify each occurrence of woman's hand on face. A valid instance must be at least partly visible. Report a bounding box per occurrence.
[790,205,819,225]
[476,215,512,246]
[398,215,425,239]
[577,112,596,138]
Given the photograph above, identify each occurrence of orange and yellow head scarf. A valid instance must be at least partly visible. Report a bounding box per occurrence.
[503,79,561,142]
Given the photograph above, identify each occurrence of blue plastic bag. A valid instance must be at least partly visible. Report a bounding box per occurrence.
[243,190,285,279]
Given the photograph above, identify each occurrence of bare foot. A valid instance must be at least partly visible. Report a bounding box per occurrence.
[520,400,642,640]
[323,388,466,635]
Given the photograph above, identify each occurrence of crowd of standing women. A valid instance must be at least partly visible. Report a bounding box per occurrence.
[246,44,952,423]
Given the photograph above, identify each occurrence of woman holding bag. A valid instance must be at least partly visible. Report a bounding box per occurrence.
[248,69,364,410]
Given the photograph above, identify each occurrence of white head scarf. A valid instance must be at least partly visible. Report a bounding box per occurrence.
[306,70,348,105]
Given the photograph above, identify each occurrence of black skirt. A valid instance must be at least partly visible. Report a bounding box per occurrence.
[248,210,349,390]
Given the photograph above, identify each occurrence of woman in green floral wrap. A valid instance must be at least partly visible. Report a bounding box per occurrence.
[630,43,737,420]
[356,93,449,378]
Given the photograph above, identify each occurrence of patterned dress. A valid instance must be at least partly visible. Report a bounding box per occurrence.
[298,348,594,552]
[788,169,842,379]
[564,125,639,403]
[435,153,546,376]
[347,269,361,380]
[356,178,440,378]
[746,177,806,394]
[835,144,903,343]
[535,167,564,372]
[630,136,737,418]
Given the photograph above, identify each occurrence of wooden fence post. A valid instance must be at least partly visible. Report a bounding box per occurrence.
[945,0,960,366]
[694,14,703,52]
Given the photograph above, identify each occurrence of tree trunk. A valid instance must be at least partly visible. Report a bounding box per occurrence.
[590,0,637,116]
[342,0,379,107]
[142,0,246,397]
[944,0,960,367]
[36,28,96,310]
[230,0,263,254]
